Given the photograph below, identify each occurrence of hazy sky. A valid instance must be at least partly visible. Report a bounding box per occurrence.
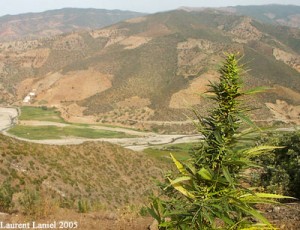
[1,0,300,16]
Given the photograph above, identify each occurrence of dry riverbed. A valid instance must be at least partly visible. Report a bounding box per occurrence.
[0,107,202,150]
[0,107,19,131]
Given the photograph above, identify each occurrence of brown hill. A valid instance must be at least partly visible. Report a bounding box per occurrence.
[0,10,299,128]
[0,8,145,42]
[0,133,166,212]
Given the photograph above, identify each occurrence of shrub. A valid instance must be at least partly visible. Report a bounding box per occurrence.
[19,189,58,219]
[78,199,91,213]
[0,182,14,212]
[19,189,41,216]
[254,131,300,199]
[148,54,289,229]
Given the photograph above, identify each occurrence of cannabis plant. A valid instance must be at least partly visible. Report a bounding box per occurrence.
[148,54,290,229]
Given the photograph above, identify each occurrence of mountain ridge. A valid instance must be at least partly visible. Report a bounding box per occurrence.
[0,9,299,129]
[179,4,300,29]
[1,4,299,43]
[0,8,146,41]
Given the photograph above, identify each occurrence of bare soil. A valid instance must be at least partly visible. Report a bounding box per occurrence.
[33,69,113,104]
[169,71,219,108]
[266,100,300,125]
[262,202,300,229]
[0,209,153,230]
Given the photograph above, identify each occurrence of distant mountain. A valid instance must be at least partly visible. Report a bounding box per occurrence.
[233,5,300,28]
[0,9,299,128]
[180,4,300,28]
[0,8,145,41]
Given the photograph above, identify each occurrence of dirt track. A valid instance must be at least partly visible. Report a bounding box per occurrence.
[0,107,202,151]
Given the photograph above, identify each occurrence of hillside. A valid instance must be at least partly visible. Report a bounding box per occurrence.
[0,133,166,211]
[180,5,300,29]
[233,5,300,29]
[0,9,299,130]
[0,8,145,42]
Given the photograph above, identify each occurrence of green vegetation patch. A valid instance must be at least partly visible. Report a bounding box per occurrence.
[253,131,300,199]
[144,142,197,161]
[19,106,65,123]
[8,125,134,140]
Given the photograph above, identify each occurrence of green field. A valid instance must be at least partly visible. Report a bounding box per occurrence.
[19,106,65,122]
[13,106,138,140]
[8,125,134,140]
[143,142,199,162]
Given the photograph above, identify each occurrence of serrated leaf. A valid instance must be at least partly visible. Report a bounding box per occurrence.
[168,178,195,199]
[244,86,271,95]
[214,130,223,143]
[239,194,280,204]
[244,145,284,157]
[254,193,295,199]
[234,203,272,226]
[237,113,260,130]
[170,176,191,185]
[159,222,173,227]
[170,153,187,175]
[198,168,212,181]
[147,199,164,223]
[222,166,234,185]
[215,212,235,226]
[184,162,196,175]
[202,210,214,224]
[147,206,160,222]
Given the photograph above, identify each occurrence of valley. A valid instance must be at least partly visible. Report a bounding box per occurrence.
[0,4,300,229]
[0,106,201,151]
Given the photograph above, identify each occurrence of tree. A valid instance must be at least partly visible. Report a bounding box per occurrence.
[148,54,289,229]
